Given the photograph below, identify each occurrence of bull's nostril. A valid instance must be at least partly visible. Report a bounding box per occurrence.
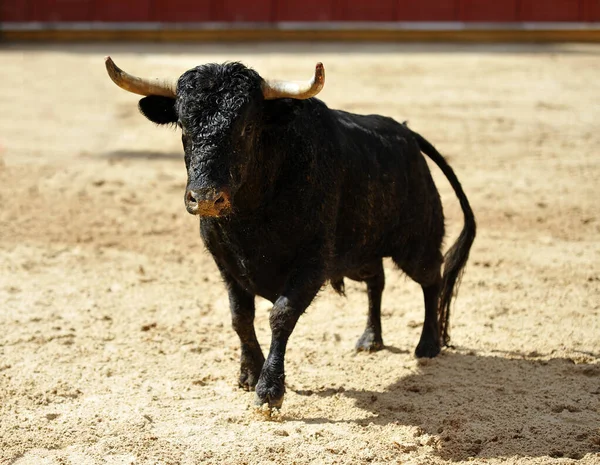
[185,188,229,215]
[186,191,197,205]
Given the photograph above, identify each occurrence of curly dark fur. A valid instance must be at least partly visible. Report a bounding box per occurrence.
[136,62,476,407]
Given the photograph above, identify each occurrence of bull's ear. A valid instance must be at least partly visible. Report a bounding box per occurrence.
[138,96,177,125]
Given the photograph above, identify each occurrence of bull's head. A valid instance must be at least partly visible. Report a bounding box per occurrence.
[104,57,325,217]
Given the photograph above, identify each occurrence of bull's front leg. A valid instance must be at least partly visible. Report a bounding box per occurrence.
[225,277,265,391]
[255,267,323,409]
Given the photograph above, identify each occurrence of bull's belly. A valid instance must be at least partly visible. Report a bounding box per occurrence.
[332,221,397,267]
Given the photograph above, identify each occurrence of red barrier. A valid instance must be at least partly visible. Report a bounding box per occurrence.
[397,0,458,21]
[276,0,334,21]
[151,0,211,22]
[213,0,274,22]
[95,0,151,22]
[459,0,518,21]
[584,0,600,19]
[336,0,397,21]
[31,0,94,21]
[1,0,598,23]
[520,0,582,21]
[0,0,29,21]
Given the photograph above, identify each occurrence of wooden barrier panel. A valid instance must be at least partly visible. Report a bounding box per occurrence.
[520,0,582,21]
[397,0,458,21]
[0,0,29,21]
[213,0,274,22]
[583,0,600,19]
[30,0,94,21]
[459,0,518,21]
[336,0,397,21]
[95,0,152,22]
[151,0,211,22]
[1,0,599,23]
[276,0,334,21]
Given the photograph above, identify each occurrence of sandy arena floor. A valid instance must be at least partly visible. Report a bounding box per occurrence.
[0,42,599,465]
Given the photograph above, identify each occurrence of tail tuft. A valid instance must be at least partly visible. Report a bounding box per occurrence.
[412,131,476,346]
[438,216,476,345]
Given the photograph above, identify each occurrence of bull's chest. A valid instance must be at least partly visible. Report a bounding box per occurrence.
[199,219,295,301]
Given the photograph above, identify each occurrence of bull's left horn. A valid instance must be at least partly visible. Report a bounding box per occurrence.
[104,56,176,98]
[261,62,325,100]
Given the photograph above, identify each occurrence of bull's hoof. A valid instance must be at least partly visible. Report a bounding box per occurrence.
[414,340,441,358]
[239,367,261,391]
[238,353,265,391]
[255,378,285,409]
[355,328,384,352]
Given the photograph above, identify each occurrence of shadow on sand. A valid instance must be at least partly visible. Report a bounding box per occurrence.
[295,351,600,461]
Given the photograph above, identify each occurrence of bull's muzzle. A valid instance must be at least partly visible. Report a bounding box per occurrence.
[185,187,231,217]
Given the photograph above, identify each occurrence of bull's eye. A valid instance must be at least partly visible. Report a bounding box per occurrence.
[242,124,253,136]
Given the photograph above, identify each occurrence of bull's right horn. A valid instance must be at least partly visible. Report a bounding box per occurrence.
[104,56,176,98]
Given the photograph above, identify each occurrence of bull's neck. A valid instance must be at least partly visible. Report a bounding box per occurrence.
[233,128,298,214]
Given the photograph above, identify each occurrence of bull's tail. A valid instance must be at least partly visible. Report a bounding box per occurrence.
[412,130,476,346]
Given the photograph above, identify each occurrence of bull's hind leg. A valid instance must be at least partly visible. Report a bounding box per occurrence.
[415,275,442,358]
[394,250,443,358]
[351,260,385,352]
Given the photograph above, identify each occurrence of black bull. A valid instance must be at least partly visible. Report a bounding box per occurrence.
[107,60,476,408]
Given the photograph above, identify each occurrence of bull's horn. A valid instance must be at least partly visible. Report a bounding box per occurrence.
[104,56,176,98]
[261,62,325,100]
